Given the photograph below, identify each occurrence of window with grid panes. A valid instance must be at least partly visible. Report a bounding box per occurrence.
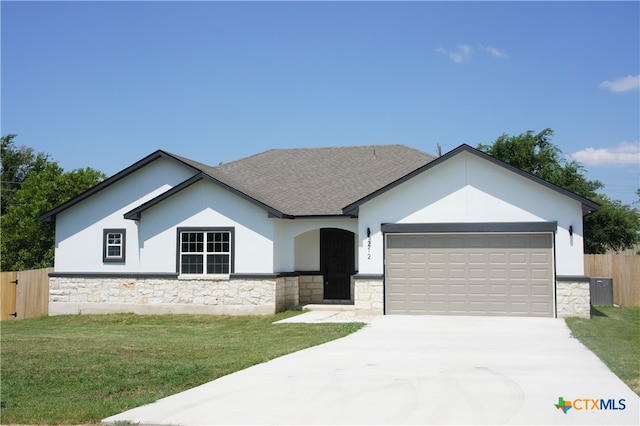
[103,229,126,262]
[179,229,232,274]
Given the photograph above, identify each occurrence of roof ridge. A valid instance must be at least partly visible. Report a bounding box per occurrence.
[215,144,433,168]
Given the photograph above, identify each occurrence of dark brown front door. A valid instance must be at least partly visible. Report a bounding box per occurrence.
[321,228,354,300]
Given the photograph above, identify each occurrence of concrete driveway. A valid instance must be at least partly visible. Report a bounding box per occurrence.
[103,314,639,425]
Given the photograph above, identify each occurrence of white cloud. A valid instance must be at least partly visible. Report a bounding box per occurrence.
[570,141,640,166]
[436,44,472,63]
[437,43,508,63]
[479,44,508,58]
[599,75,640,92]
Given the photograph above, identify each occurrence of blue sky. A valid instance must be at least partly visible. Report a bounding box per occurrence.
[2,1,639,207]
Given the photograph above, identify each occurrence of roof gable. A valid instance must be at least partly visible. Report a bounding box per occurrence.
[39,150,202,222]
[41,145,436,222]
[41,143,599,224]
[342,144,600,216]
[123,173,285,220]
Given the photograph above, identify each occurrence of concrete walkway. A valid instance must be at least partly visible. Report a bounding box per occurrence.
[103,314,639,425]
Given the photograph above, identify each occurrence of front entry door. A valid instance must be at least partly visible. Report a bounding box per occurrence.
[321,228,354,300]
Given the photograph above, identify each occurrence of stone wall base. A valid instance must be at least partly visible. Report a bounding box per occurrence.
[49,301,275,316]
[354,277,384,315]
[556,278,590,319]
[49,276,283,316]
[299,275,324,304]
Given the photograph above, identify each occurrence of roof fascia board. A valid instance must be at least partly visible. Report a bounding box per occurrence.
[39,150,201,223]
[277,214,358,220]
[343,144,600,215]
[124,173,284,220]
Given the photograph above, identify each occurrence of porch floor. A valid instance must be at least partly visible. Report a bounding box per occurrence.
[298,303,354,312]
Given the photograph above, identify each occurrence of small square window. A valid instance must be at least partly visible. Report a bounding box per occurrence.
[103,229,126,263]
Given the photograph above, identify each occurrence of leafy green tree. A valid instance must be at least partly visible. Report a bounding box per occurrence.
[584,195,640,253]
[478,129,604,197]
[1,139,105,270]
[1,134,50,215]
[478,129,640,254]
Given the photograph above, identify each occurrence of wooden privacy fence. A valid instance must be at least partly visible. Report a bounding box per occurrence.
[584,254,640,307]
[0,267,53,320]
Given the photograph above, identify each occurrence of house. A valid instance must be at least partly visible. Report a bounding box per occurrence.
[40,144,599,318]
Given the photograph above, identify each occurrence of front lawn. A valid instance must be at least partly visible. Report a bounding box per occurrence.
[0,312,364,424]
[565,305,640,396]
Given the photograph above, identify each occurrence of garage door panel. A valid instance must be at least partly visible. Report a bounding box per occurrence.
[468,284,487,296]
[509,236,529,248]
[531,283,551,296]
[510,283,529,295]
[531,302,552,313]
[531,253,550,264]
[489,269,507,279]
[449,283,467,295]
[448,253,466,264]
[448,236,467,248]
[449,268,466,279]
[386,233,554,317]
[468,253,486,264]
[467,268,485,279]
[489,284,507,295]
[428,284,447,296]
[488,236,508,247]
[531,268,551,280]
[510,269,527,280]
[530,235,553,248]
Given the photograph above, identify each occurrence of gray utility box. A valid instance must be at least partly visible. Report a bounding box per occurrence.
[590,277,613,306]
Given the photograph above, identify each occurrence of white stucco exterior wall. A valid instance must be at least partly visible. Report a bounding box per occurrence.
[54,159,275,275]
[273,218,358,273]
[54,158,195,272]
[294,230,320,271]
[136,180,274,274]
[357,151,586,276]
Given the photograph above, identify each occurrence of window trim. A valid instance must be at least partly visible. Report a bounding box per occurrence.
[103,228,126,263]
[176,227,235,275]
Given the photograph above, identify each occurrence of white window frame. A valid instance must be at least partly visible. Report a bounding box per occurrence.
[103,229,126,263]
[177,227,234,276]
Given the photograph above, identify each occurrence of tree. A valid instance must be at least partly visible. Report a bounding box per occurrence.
[0,137,105,270]
[478,129,640,254]
[584,195,640,253]
[1,134,50,215]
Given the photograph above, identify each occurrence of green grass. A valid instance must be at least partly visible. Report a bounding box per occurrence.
[0,312,365,424]
[565,305,640,396]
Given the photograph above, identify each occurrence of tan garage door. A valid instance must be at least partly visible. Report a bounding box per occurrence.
[386,233,554,317]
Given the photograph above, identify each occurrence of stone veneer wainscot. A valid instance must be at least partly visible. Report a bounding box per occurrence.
[49,275,286,316]
[353,276,384,315]
[556,276,590,318]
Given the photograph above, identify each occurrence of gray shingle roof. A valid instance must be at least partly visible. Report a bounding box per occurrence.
[200,145,437,216]
[40,144,599,223]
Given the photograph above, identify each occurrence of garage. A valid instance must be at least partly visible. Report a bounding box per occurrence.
[385,232,554,317]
